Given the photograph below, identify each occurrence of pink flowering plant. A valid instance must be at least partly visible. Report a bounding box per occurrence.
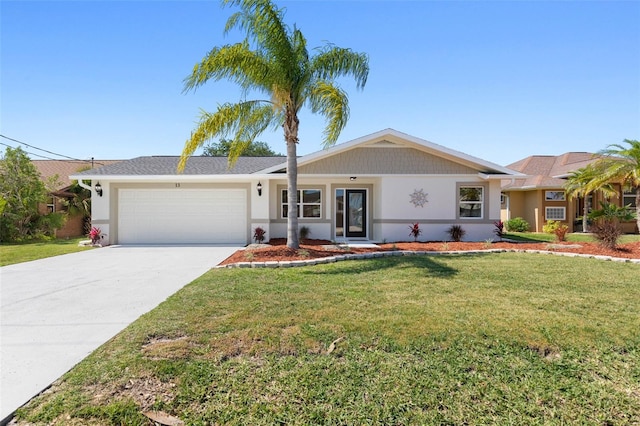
[408,222,422,242]
[253,226,266,243]
[89,227,101,244]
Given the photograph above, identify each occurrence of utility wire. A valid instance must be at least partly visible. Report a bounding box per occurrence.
[0,141,60,160]
[0,134,106,166]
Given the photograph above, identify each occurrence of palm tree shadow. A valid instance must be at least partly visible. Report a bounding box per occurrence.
[302,254,462,278]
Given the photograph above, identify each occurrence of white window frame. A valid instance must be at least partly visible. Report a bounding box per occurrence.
[46,196,56,214]
[545,191,566,201]
[458,185,484,219]
[281,188,322,219]
[545,206,566,220]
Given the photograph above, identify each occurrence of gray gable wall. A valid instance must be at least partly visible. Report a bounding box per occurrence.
[298,147,478,175]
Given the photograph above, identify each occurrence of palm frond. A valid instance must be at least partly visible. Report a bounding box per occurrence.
[311,46,369,90]
[183,42,271,93]
[178,101,277,172]
[597,139,640,187]
[308,81,349,147]
[222,0,296,80]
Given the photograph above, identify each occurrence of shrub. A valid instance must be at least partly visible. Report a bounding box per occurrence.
[253,227,266,243]
[505,217,529,232]
[588,202,636,250]
[493,220,504,240]
[408,223,421,242]
[299,226,311,241]
[542,220,569,242]
[89,227,101,244]
[553,224,569,242]
[447,224,466,242]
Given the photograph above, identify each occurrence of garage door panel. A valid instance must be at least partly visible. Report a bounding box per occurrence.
[118,188,247,244]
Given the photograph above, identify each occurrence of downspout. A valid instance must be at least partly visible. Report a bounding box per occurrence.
[78,180,92,191]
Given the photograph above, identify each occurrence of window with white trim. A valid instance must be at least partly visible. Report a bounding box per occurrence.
[545,207,566,220]
[459,186,484,218]
[282,189,322,218]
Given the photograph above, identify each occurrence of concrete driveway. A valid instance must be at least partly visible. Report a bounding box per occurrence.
[0,245,239,422]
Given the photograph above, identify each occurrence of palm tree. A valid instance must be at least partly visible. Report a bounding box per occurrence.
[596,139,640,233]
[564,163,616,232]
[178,0,369,248]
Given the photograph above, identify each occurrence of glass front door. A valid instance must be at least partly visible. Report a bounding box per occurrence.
[346,189,366,238]
[335,188,367,239]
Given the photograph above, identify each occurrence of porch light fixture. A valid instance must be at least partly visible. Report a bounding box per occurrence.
[95,182,103,197]
[350,176,357,181]
[256,181,263,196]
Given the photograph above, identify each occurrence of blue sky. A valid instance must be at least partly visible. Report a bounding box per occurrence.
[2,0,639,167]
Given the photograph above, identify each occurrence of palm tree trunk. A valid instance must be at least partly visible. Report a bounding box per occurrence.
[582,194,589,232]
[284,109,300,249]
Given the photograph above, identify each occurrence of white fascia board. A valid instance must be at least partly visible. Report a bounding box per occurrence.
[69,174,269,182]
[479,172,527,180]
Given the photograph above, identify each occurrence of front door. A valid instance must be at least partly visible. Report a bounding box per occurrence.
[345,189,366,238]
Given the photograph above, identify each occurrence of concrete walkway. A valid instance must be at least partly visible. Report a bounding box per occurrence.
[0,245,239,422]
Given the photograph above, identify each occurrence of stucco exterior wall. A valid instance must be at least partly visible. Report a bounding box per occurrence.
[266,175,501,243]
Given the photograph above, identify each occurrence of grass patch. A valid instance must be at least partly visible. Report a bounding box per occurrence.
[0,237,92,266]
[505,232,640,244]
[15,254,640,425]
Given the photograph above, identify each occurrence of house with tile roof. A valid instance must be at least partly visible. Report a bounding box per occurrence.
[501,152,638,234]
[33,159,121,238]
[71,129,524,245]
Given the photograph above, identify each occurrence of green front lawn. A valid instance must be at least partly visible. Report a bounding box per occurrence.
[0,237,93,267]
[15,254,640,425]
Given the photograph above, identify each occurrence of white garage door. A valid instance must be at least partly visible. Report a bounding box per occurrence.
[118,188,247,244]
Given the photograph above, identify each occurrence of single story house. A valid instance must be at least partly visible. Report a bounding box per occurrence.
[72,129,524,245]
[501,152,638,233]
[32,159,121,238]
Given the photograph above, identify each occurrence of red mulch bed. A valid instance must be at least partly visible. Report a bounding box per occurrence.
[218,239,640,266]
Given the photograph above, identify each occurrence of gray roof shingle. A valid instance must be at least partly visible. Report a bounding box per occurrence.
[74,156,287,176]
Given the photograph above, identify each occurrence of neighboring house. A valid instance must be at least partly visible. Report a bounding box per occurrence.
[71,129,523,245]
[501,152,638,233]
[32,160,121,238]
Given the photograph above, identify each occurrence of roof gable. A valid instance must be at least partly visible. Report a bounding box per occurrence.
[263,129,520,176]
[503,152,601,190]
[299,146,477,174]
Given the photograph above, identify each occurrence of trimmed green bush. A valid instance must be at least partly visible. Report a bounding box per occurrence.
[505,217,529,232]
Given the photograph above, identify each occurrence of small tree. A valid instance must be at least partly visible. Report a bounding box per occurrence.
[564,163,616,233]
[0,146,64,241]
[203,139,282,157]
[588,202,636,249]
[596,140,640,235]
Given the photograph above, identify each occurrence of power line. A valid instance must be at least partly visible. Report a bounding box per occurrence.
[0,141,60,160]
[0,134,106,166]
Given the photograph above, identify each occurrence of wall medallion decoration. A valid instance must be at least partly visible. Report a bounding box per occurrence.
[410,189,428,207]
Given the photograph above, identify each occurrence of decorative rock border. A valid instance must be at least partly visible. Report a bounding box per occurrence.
[217,248,640,268]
